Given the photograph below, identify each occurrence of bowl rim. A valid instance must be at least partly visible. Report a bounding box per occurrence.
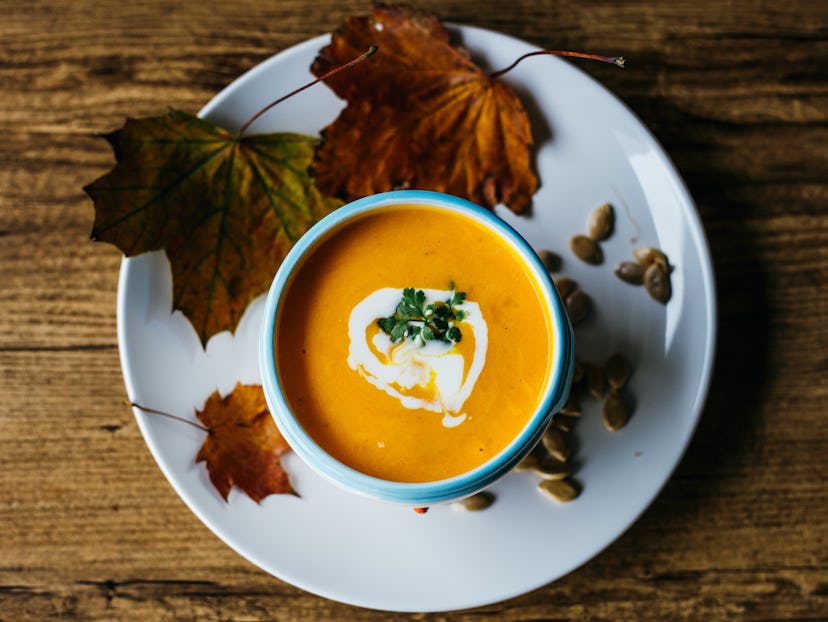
[259,190,574,505]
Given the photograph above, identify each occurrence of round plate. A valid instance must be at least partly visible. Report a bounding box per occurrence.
[118,25,716,612]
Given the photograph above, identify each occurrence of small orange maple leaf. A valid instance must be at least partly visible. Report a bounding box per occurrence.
[311,2,538,213]
[195,383,295,502]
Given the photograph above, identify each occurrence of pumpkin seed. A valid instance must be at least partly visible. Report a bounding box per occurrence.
[514,455,537,472]
[542,426,570,462]
[537,249,562,272]
[453,491,495,512]
[553,414,577,432]
[582,362,606,400]
[602,389,631,431]
[559,392,582,416]
[605,353,632,390]
[533,456,571,480]
[565,289,591,325]
[644,263,671,304]
[587,202,614,241]
[572,361,584,384]
[633,246,669,271]
[614,260,645,285]
[514,443,545,472]
[554,277,578,300]
[570,234,603,265]
[538,478,580,503]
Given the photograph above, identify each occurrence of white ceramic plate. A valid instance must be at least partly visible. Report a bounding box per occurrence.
[117,25,716,612]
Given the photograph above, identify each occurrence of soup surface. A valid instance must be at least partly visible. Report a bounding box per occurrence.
[275,205,552,482]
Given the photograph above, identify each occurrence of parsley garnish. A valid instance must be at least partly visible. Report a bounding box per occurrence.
[377,287,468,345]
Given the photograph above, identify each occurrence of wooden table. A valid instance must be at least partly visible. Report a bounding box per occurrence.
[2,1,826,619]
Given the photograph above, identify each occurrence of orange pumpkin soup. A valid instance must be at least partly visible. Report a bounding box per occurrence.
[275,205,552,482]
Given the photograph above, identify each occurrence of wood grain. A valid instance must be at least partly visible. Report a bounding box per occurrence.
[1,0,826,619]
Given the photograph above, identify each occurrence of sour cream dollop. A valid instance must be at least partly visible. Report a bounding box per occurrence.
[347,288,488,428]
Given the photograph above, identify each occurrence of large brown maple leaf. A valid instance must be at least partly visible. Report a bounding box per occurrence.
[85,110,340,347]
[195,383,294,502]
[311,3,538,213]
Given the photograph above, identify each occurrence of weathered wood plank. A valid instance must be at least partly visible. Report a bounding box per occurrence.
[1,0,826,620]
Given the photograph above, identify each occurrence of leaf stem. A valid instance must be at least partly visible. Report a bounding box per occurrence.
[126,399,210,433]
[236,45,378,138]
[490,50,625,79]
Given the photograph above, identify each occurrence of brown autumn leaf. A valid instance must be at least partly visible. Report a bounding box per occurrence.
[84,110,340,347]
[311,2,538,213]
[195,383,294,502]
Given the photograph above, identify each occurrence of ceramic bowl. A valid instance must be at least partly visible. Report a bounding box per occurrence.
[260,190,574,506]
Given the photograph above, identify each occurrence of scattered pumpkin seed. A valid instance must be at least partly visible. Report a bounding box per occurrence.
[559,392,582,416]
[602,389,631,431]
[572,361,584,384]
[565,289,591,325]
[554,276,578,300]
[537,249,562,272]
[542,426,570,462]
[582,362,606,401]
[538,478,580,503]
[513,455,537,473]
[553,414,578,432]
[644,263,671,304]
[587,202,614,241]
[533,456,571,480]
[614,260,646,285]
[605,353,632,390]
[633,246,669,271]
[570,234,603,265]
[453,491,495,512]
[514,443,545,472]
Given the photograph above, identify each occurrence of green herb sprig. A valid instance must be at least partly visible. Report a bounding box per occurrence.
[377,287,467,345]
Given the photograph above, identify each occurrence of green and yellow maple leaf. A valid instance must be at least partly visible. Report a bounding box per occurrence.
[85,109,340,346]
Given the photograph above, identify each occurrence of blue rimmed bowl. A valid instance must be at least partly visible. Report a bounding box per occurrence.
[259,190,574,506]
